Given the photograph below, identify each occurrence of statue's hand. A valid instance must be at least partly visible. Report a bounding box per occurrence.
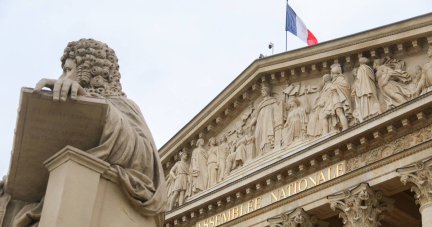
[34,78,87,102]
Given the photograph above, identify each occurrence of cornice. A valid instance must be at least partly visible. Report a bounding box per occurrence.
[159,13,432,162]
[203,137,432,227]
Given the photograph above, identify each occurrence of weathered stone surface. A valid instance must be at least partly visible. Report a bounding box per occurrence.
[5,88,107,202]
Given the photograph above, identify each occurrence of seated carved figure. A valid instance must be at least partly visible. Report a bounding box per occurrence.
[225,124,247,176]
[373,57,412,110]
[282,96,310,147]
[9,39,167,227]
[414,45,432,96]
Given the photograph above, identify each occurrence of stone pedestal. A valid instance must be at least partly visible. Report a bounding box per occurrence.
[420,203,432,227]
[39,146,110,227]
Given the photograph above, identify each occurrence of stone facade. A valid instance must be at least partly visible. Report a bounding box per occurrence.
[161,13,432,227]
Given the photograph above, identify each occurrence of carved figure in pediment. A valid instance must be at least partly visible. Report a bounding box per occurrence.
[319,64,352,133]
[224,123,247,176]
[245,127,256,162]
[282,96,310,147]
[414,45,432,96]
[234,125,247,167]
[307,74,336,137]
[250,84,278,156]
[167,151,189,210]
[351,58,382,123]
[207,137,219,188]
[189,138,208,195]
[412,65,422,91]
[217,134,230,182]
[373,57,412,110]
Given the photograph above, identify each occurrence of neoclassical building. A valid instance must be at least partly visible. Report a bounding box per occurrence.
[160,13,432,227]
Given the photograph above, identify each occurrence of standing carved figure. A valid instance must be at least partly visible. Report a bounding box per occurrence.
[224,123,247,176]
[245,127,256,162]
[189,138,208,195]
[320,63,352,133]
[207,137,219,188]
[234,125,247,167]
[414,45,432,96]
[307,74,335,137]
[282,96,310,147]
[168,151,189,210]
[217,134,229,182]
[351,57,381,123]
[250,84,278,156]
[373,57,412,110]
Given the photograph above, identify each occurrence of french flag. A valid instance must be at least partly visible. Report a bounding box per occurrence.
[286,3,318,46]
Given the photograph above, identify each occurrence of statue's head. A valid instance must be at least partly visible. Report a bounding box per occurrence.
[330,63,343,75]
[359,57,369,65]
[352,67,358,78]
[209,137,216,146]
[323,74,332,83]
[373,59,383,70]
[219,134,227,143]
[289,97,300,108]
[196,138,205,147]
[60,38,123,97]
[179,150,187,161]
[261,86,271,97]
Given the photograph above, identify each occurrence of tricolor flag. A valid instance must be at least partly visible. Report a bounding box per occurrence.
[286,3,318,46]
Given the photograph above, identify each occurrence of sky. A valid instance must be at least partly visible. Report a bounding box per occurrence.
[0,0,431,177]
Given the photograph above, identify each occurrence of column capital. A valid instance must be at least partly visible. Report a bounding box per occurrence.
[397,158,432,207]
[327,183,394,227]
[267,207,329,227]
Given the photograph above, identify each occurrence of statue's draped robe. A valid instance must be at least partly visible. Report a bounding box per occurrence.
[189,147,208,194]
[217,143,229,182]
[418,61,432,95]
[307,82,334,137]
[207,147,218,188]
[376,65,412,109]
[327,74,352,127]
[282,106,308,146]
[234,135,247,165]
[11,96,167,227]
[172,161,189,192]
[255,97,277,156]
[352,65,381,122]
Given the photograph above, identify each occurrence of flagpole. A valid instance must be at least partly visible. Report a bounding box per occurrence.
[286,0,288,52]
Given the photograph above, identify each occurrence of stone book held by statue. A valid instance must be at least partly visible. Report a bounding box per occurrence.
[5,87,108,203]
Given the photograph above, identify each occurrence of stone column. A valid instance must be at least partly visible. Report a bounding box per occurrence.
[39,146,110,227]
[327,183,394,227]
[397,159,432,227]
[267,207,329,227]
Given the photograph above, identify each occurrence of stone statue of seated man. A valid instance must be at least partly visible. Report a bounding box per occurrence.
[1,38,167,227]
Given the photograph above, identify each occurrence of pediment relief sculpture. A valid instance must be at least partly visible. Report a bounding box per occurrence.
[165,47,432,210]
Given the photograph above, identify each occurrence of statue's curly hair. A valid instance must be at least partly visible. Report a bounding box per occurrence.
[60,38,124,97]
